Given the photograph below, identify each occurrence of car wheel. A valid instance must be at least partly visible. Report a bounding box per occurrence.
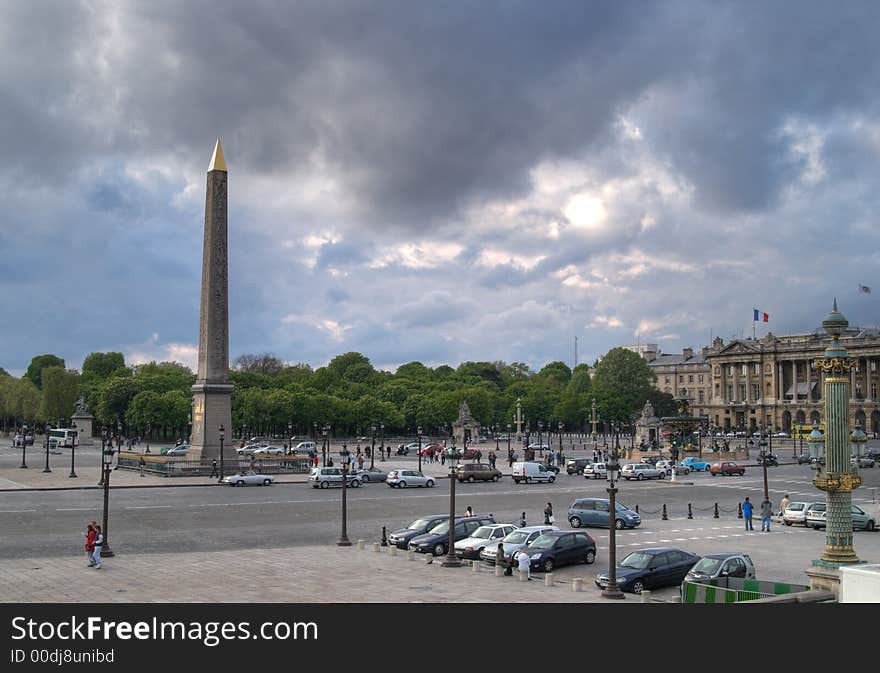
[236,480,245,487]
[513,478,520,484]
[399,481,407,488]
[548,475,555,483]
[525,477,532,484]
[492,475,499,482]
[637,473,644,481]
[468,476,475,483]
[361,475,369,482]
[262,478,271,486]
[867,520,876,532]
[631,579,645,594]
[784,521,792,526]
[351,480,360,488]
[320,481,329,489]
[570,516,581,528]
[543,559,554,573]
[684,468,690,475]
[426,480,434,488]
[615,519,625,530]
[658,472,665,479]
[710,472,716,477]
[433,543,446,556]
[813,525,821,530]
[585,549,596,565]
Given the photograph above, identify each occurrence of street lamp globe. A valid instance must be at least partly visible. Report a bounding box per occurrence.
[807,425,825,462]
[850,424,867,459]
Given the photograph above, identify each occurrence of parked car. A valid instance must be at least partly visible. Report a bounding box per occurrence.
[583,462,607,479]
[309,467,362,489]
[252,445,284,455]
[237,444,264,456]
[595,547,701,594]
[808,503,876,531]
[408,515,496,556]
[527,443,550,452]
[656,460,689,475]
[567,497,641,529]
[709,461,745,476]
[680,457,711,472]
[621,463,664,480]
[478,525,558,565]
[852,456,876,468]
[773,431,790,438]
[388,515,448,549]
[684,552,756,582]
[783,502,815,526]
[639,455,662,465]
[454,523,517,559]
[292,441,317,456]
[513,530,597,572]
[512,461,556,484]
[456,463,502,482]
[386,469,434,488]
[403,442,422,453]
[162,445,188,457]
[355,466,389,483]
[461,447,483,460]
[796,453,814,465]
[222,472,274,487]
[565,458,592,475]
[866,448,880,460]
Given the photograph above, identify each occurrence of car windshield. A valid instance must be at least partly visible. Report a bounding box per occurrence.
[690,557,723,574]
[471,527,494,539]
[503,531,530,544]
[430,521,450,535]
[615,502,631,513]
[620,552,653,569]
[788,504,805,511]
[408,519,435,531]
[528,534,557,549]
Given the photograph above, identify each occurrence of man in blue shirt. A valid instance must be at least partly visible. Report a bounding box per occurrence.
[742,497,754,531]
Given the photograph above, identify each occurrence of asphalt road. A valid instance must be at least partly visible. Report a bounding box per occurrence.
[1,460,878,562]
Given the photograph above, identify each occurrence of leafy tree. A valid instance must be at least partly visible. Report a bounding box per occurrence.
[97,377,142,425]
[395,361,432,379]
[592,348,657,423]
[0,367,10,377]
[232,353,285,376]
[327,352,372,379]
[567,364,592,394]
[538,361,572,388]
[553,390,588,430]
[39,367,81,425]
[25,354,65,389]
[82,352,126,380]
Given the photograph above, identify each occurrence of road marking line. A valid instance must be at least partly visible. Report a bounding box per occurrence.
[55,508,94,511]
[0,509,36,513]
[125,505,173,510]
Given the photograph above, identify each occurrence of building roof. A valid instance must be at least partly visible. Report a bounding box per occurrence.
[649,353,707,367]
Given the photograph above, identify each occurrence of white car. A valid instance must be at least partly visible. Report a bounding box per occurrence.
[222,472,274,486]
[252,445,284,455]
[454,523,517,559]
[656,460,690,475]
[237,444,265,455]
[621,463,664,480]
[309,467,362,488]
[386,469,434,488]
[583,462,607,479]
[782,502,815,526]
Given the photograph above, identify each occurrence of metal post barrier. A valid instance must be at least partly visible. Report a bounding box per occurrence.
[373,542,380,552]
[472,561,479,574]
[641,590,652,603]
[572,578,583,592]
[714,503,720,519]
[737,503,743,519]
[381,526,388,546]
[635,504,639,514]
[519,570,528,582]
[408,551,415,561]
[662,504,668,521]
[357,539,365,550]
[687,503,693,519]
[495,564,503,577]
[390,546,397,557]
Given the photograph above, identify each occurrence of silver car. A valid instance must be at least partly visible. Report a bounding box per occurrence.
[252,445,284,455]
[782,502,815,526]
[222,472,274,487]
[478,525,558,565]
[309,467,362,488]
[355,466,390,483]
[808,503,876,531]
[454,524,517,559]
[622,463,664,480]
[386,469,434,488]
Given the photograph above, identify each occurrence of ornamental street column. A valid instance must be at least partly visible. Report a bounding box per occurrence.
[189,139,234,463]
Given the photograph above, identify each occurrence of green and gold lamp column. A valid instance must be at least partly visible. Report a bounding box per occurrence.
[811,300,862,566]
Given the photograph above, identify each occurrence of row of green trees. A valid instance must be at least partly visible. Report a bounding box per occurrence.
[0,348,676,440]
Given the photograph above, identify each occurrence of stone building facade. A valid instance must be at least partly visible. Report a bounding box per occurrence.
[640,327,880,435]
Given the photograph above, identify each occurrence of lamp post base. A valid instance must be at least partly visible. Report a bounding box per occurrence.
[43,467,51,473]
[337,538,352,547]
[441,556,461,568]
[601,586,625,599]
[100,546,115,558]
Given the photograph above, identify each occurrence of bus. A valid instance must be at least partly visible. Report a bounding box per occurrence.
[48,428,79,448]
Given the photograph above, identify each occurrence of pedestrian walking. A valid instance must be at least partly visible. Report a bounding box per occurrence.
[465,506,474,517]
[92,525,104,569]
[779,494,790,517]
[440,451,446,466]
[84,522,96,566]
[544,502,554,525]
[497,542,512,575]
[742,497,754,531]
[517,548,531,580]
[357,453,365,470]
[508,450,514,468]
[760,497,773,531]
[139,455,146,477]
[209,459,218,478]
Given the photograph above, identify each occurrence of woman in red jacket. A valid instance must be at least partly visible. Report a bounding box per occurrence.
[84,523,96,567]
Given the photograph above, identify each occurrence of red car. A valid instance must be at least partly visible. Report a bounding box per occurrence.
[419,444,443,456]
[709,461,745,476]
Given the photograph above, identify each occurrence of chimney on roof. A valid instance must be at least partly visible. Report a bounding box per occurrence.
[682,347,694,360]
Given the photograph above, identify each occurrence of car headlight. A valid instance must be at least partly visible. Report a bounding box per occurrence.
[530,552,543,559]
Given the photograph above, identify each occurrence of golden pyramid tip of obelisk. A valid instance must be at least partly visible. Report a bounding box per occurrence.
[209,138,227,172]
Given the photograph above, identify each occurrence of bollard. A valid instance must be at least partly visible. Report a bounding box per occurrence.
[357,539,365,550]
[572,577,583,592]
[737,502,743,519]
[641,590,652,604]
[425,555,433,564]
[519,570,528,582]
[380,526,388,547]
[671,594,682,603]
[687,503,693,519]
[495,564,503,577]
[408,551,415,561]
[714,502,720,519]
[373,542,380,552]
[635,504,639,514]
[472,561,479,574]
[544,573,553,587]
[662,504,668,521]
[390,545,398,557]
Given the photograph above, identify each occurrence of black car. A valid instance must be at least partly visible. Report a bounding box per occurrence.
[515,530,596,573]
[408,515,496,556]
[595,547,700,594]
[796,453,813,465]
[639,455,662,465]
[387,515,448,550]
[565,458,592,475]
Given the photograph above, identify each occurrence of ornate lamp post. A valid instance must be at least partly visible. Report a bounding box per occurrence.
[69,420,78,478]
[337,444,352,546]
[537,420,544,456]
[98,426,108,485]
[145,421,151,454]
[218,424,226,482]
[379,421,385,461]
[557,421,564,460]
[19,423,28,469]
[601,427,624,599]
[807,425,825,463]
[288,421,293,455]
[758,435,769,501]
[590,398,599,448]
[441,440,463,567]
[43,424,52,473]
[810,300,863,569]
[322,424,329,467]
[100,443,115,557]
[417,425,423,471]
[370,422,376,469]
[494,424,500,453]
[506,423,511,456]
[524,420,530,458]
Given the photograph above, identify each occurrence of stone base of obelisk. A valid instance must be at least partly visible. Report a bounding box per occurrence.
[189,383,233,462]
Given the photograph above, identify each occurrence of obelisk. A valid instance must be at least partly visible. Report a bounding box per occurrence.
[190,139,233,463]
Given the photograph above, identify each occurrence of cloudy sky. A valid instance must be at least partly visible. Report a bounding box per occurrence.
[3,1,880,375]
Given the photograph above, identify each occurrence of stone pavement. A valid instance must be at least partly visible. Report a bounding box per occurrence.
[0,543,641,604]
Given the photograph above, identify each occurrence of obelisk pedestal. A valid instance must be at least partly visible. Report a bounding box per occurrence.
[189,140,234,464]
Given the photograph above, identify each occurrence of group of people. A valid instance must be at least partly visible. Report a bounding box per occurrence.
[83,521,104,569]
[740,495,785,532]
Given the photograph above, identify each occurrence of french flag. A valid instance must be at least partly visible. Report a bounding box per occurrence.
[753,309,769,322]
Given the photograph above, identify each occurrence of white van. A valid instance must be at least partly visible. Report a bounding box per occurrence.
[293,441,317,455]
[512,461,556,484]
